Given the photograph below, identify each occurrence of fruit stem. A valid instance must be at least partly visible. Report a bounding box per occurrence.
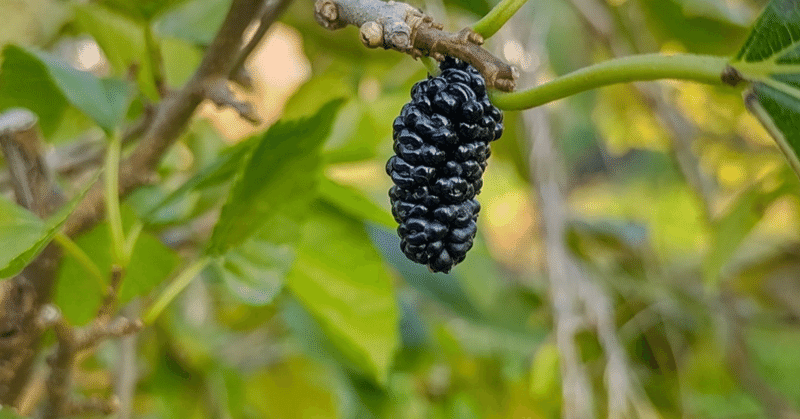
[421,56,441,76]
[472,0,530,39]
[489,53,732,111]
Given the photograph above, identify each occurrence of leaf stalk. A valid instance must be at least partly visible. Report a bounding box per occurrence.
[490,53,731,110]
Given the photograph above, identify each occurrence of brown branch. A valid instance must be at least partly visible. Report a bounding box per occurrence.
[62,0,264,237]
[230,0,295,79]
[42,314,141,419]
[2,0,269,410]
[0,109,63,217]
[0,105,155,194]
[313,0,516,91]
[204,78,262,124]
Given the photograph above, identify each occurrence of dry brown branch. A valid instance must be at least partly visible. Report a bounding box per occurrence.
[505,10,657,417]
[313,0,516,91]
[204,77,262,124]
[0,110,63,217]
[230,0,295,79]
[42,313,141,419]
[0,105,155,195]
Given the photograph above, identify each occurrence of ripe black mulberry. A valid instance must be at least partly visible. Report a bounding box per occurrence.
[387,58,503,273]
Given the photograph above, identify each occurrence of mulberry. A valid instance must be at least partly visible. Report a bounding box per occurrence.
[387,58,503,273]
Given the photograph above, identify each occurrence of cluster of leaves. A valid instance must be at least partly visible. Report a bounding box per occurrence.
[1,0,800,418]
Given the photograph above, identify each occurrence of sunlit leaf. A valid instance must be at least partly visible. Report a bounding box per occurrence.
[287,205,399,384]
[731,0,800,177]
[702,186,784,285]
[318,177,394,229]
[56,207,178,324]
[245,358,338,419]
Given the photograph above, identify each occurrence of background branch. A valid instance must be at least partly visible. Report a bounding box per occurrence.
[0,110,65,407]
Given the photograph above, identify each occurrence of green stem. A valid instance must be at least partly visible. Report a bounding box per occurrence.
[105,131,125,265]
[472,0,529,39]
[421,56,441,76]
[490,53,730,111]
[143,257,210,325]
[124,221,143,262]
[53,232,105,290]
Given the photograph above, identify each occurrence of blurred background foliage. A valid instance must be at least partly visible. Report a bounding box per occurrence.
[3,0,800,417]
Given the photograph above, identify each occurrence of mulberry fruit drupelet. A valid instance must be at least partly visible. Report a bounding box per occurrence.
[387,58,503,273]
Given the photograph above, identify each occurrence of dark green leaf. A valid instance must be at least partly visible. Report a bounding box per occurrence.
[0,45,131,133]
[56,207,178,324]
[0,44,68,135]
[732,0,800,176]
[208,99,344,254]
[287,205,399,384]
[155,0,232,45]
[0,172,98,279]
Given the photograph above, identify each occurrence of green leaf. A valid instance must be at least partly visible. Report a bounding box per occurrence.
[155,0,232,46]
[210,229,295,306]
[731,0,800,176]
[0,45,68,135]
[0,173,97,279]
[141,137,254,222]
[0,45,131,133]
[208,99,344,254]
[75,4,160,100]
[318,177,395,229]
[287,204,399,384]
[702,186,783,285]
[160,36,203,87]
[56,207,178,324]
[245,358,338,419]
[35,52,131,131]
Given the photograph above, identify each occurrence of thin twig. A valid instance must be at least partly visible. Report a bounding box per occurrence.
[229,0,295,79]
[2,0,267,408]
